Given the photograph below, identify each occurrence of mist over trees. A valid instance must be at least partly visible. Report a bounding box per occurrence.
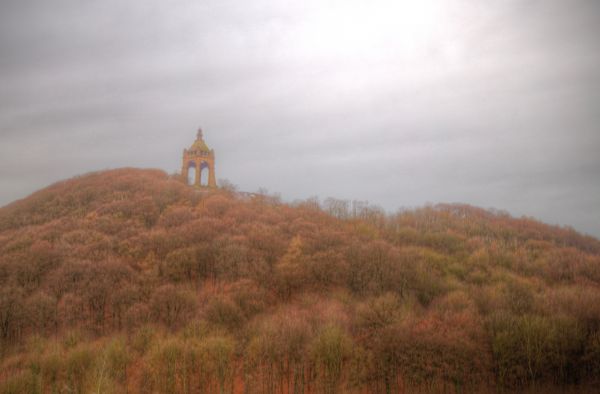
[0,168,599,393]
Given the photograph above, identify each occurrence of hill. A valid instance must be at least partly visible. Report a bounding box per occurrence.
[0,168,599,393]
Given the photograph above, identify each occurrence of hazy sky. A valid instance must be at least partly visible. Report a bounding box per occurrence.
[1,0,599,237]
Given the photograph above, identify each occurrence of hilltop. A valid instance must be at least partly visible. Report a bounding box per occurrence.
[1,168,599,393]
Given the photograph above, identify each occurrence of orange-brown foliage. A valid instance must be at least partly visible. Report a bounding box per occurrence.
[1,168,599,393]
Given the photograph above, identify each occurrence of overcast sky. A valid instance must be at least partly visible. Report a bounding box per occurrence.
[1,0,599,237]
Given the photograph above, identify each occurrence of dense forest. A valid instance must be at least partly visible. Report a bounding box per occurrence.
[0,168,599,393]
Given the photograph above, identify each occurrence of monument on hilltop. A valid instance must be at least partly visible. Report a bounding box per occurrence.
[181,128,217,188]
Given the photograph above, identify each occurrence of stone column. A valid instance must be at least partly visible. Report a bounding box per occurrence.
[208,162,217,188]
[194,162,201,186]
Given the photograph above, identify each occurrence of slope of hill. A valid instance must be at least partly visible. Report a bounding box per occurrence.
[0,168,599,393]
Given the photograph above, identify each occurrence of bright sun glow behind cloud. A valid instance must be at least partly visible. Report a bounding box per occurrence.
[292,0,453,61]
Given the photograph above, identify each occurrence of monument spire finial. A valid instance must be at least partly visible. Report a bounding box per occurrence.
[197,127,203,140]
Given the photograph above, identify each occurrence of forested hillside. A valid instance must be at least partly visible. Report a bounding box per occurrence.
[1,168,599,393]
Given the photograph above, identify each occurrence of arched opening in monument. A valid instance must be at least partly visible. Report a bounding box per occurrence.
[200,162,209,187]
[187,162,197,186]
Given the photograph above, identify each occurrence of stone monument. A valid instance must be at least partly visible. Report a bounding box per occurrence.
[181,128,217,188]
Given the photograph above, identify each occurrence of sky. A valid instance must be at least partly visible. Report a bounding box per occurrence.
[1,0,599,237]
